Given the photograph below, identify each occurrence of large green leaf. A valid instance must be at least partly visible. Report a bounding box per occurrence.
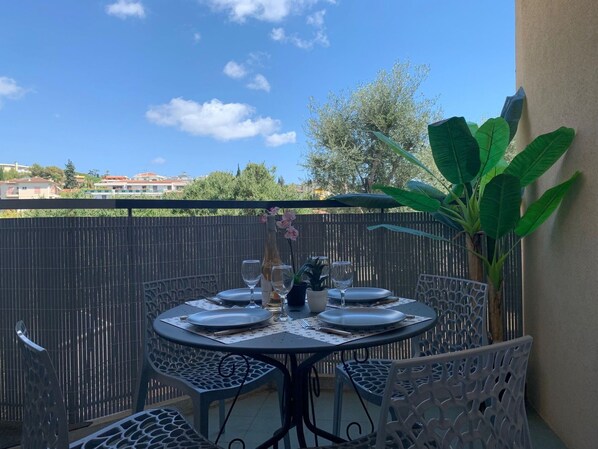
[406,179,446,201]
[376,186,440,212]
[373,131,437,179]
[500,87,526,142]
[504,127,575,186]
[475,117,510,176]
[432,212,462,231]
[515,171,581,237]
[329,193,402,209]
[428,117,481,184]
[467,122,479,136]
[480,174,522,239]
[368,224,450,242]
[480,158,508,195]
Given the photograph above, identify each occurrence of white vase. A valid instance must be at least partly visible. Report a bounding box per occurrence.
[306,288,328,313]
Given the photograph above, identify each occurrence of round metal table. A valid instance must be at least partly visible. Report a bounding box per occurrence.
[154,301,437,448]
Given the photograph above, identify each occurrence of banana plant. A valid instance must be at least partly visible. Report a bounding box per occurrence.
[359,88,580,341]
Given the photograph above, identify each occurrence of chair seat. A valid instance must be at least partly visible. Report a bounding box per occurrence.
[154,352,279,392]
[336,359,392,405]
[70,408,222,449]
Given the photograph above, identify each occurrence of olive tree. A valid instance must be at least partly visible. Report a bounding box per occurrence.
[303,61,441,194]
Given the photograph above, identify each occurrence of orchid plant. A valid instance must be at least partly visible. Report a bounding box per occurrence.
[260,207,300,275]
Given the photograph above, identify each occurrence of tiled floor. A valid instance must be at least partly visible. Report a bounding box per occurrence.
[4,385,568,448]
[193,385,568,449]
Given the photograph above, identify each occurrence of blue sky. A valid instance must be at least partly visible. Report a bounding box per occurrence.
[0,0,515,183]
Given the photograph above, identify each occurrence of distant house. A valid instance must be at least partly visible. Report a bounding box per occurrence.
[0,162,30,174]
[0,177,61,199]
[86,173,190,199]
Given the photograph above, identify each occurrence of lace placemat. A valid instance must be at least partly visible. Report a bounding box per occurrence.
[161,309,431,345]
[295,314,432,344]
[185,296,415,311]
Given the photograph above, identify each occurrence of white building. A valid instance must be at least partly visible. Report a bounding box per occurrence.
[0,177,61,199]
[0,162,30,174]
[87,174,189,199]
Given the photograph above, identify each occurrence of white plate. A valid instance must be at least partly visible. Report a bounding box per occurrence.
[187,309,272,330]
[217,288,262,305]
[318,307,406,330]
[328,287,392,303]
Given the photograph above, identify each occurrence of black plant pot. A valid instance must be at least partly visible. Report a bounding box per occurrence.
[287,282,307,309]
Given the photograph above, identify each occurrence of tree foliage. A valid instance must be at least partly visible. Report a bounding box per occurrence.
[29,163,64,183]
[176,163,307,215]
[63,159,78,189]
[304,61,441,194]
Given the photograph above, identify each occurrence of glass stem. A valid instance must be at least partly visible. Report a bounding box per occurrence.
[340,290,346,308]
[249,287,255,307]
[280,295,287,319]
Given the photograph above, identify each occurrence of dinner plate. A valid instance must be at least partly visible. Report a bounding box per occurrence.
[318,307,406,330]
[187,309,272,330]
[328,287,392,303]
[217,288,263,305]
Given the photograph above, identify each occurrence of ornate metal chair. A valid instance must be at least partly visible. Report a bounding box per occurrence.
[16,320,222,449]
[134,274,287,442]
[332,274,488,437]
[315,336,533,449]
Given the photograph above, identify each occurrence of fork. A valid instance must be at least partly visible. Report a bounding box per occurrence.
[299,319,352,337]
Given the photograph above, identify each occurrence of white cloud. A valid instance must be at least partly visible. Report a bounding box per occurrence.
[0,77,25,98]
[105,0,146,19]
[204,0,297,23]
[223,61,247,79]
[151,157,166,165]
[247,74,271,92]
[0,76,27,109]
[146,98,295,143]
[265,131,296,147]
[270,27,286,41]
[306,9,325,27]
[193,32,202,43]
[269,9,329,49]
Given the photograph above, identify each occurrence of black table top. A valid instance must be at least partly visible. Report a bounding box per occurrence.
[154,301,437,356]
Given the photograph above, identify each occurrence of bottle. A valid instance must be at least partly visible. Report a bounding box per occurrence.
[261,214,282,307]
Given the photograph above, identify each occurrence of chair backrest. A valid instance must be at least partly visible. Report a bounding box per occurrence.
[413,273,488,356]
[142,275,219,368]
[376,335,533,449]
[15,321,69,449]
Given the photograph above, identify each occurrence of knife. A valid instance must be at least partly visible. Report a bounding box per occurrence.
[203,296,224,306]
[315,326,352,337]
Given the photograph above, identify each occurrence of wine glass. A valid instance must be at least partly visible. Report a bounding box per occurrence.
[241,259,262,309]
[331,261,353,308]
[271,264,294,322]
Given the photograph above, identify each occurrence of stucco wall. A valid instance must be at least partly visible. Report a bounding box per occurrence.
[516,1,598,448]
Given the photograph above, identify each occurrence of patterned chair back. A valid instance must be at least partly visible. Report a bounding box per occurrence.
[377,335,533,449]
[414,274,488,356]
[142,275,220,370]
[16,321,70,449]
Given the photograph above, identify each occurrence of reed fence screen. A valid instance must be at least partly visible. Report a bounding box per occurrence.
[0,212,522,424]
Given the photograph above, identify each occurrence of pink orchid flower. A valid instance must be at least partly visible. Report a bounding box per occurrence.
[282,210,296,221]
[284,226,299,241]
[276,219,292,229]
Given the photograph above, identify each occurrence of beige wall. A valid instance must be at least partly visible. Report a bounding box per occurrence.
[516,1,598,448]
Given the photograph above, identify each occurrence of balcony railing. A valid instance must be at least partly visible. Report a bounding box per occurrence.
[0,199,522,425]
